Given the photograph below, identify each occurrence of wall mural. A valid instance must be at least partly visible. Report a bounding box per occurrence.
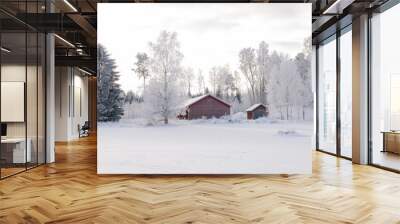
[97,3,313,174]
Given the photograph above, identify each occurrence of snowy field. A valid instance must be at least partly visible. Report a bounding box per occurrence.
[98,117,313,174]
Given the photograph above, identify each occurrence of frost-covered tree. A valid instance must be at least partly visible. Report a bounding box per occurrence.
[144,77,184,123]
[125,90,135,104]
[145,30,184,124]
[233,70,242,103]
[295,38,313,120]
[133,52,150,96]
[197,69,205,95]
[209,67,218,95]
[270,56,297,120]
[183,67,195,97]
[269,51,282,72]
[295,52,312,119]
[97,44,124,122]
[239,48,258,104]
[215,65,235,100]
[204,87,210,94]
[233,70,241,89]
[230,70,243,113]
[235,40,312,120]
[256,41,271,105]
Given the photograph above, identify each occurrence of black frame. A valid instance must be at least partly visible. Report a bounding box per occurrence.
[315,23,353,161]
[316,33,339,156]
[0,0,47,180]
[367,1,400,173]
[338,24,353,160]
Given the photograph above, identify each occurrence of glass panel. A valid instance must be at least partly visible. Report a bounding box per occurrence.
[26,0,39,169]
[371,4,400,171]
[1,31,27,177]
[27,31,38,169]
[340,29,352,158]
[318,37,337,154]
[0,1,46,178]
[312,46,317,149]
[38,33,45,165]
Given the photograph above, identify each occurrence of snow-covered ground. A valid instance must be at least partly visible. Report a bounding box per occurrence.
[98,117,313,174]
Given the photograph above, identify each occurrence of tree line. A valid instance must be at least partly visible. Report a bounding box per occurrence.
[98,30,312,123]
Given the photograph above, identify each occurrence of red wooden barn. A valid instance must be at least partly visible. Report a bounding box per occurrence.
[246,104,268,120]
[178,94,231,120]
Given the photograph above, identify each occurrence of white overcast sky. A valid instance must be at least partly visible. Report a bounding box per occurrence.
[98,3,311,93]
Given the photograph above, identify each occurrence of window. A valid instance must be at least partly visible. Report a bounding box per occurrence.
[340,28,352,158]
[370,3,400,171]
[317,36,337,154]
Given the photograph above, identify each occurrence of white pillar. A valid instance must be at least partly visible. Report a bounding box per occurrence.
[352,14,369,164]
[46,32,55,163]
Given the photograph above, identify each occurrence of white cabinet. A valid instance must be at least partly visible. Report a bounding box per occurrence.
[1,138,32,163]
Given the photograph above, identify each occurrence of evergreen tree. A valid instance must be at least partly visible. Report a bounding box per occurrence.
[97,44,124,122]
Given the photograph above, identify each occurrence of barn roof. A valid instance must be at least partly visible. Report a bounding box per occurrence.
[184,94,231,108]
[246,103,266,112]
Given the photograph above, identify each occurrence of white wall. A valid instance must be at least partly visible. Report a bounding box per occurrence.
[55,67,89,141]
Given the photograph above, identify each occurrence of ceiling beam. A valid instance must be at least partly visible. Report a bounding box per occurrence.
[323,0,356,14]
[55,55,96,72]
[67,13,97,46]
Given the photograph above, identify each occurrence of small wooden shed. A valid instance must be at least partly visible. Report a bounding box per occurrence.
[178,94,231,120]
[246,104,268,120]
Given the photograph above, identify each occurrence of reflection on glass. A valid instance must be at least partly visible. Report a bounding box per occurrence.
[371,4,400,171]
[38,33,46,165]
[1,32,27,177]
[390,75,400,130]
[27,31,38,169]
[0,1,47,179]
[318,37,337,154]
[340,29,352,158]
